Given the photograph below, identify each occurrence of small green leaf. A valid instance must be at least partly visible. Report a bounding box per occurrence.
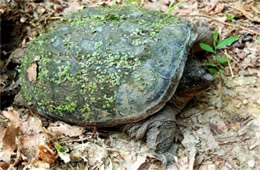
[199,43,215,53]
[167,0,185,14]
[216,35,239,49]
[217,57,231,63]
[257,2,260,9]
[213,32,218,42]
[208,68,218,74]
[225,14,235,22]
[218,69,224,75]
[54,142,69,153]
[213,32,218,48]
[125,0,140,6]
[256,36,260,42]
[204,62,217,67]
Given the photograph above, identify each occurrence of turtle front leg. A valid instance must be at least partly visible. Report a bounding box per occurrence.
[123,105,179,164]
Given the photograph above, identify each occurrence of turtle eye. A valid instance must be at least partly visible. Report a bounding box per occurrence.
[202,65,208,71]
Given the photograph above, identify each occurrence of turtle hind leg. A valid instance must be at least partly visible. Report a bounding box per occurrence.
[145,105,179,165]
[123,105,179,164]
[123,119,149,139]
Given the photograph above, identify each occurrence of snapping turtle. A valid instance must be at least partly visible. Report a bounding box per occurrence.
[20,7,214,162]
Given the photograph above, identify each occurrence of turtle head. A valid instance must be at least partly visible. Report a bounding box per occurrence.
[175,58,214,98]
[191,20,215,53]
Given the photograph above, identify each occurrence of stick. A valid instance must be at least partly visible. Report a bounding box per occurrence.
[178,14,260,36]
[223,50,235,77]
[228,61,234,77]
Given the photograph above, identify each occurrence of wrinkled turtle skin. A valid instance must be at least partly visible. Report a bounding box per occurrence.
[20,6,198,127]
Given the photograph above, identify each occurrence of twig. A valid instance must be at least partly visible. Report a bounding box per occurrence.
[207,0,219,13]
[66,136,90,143]
[223,50,235,77]
[227,61,234,77]
[222,49,237,63]
[231,5,260,23]
[49,16,62,20]
[251,6,260,15]
[178,14,260,36]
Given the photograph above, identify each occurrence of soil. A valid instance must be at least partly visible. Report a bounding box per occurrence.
[0,0,259,169]
[0,4,25,109]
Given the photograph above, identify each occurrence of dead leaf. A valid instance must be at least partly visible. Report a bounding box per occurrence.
[62,0,84,15]
[23,161,50,169]
[0,108,49,164]
[20,116,42,135]
[212,3,224,14]
[172,1,198,16]
[143,2,163,12]
[174,156,189,170]
[13,92,28,106]
[199,161,217,170]
[20,134,46,161]
[0,144,15,164]
[0,126,6,146]
[0,108,21,163]
[232,2,260,23]
[48,121,84,137]
[2,107,21,127]
[38,145,57,164]
[206,0,219,13]
[131,155,147,170]
[0,74,8,87]
[4,47,25,69]
[188,146,197,170]
[57,151,70,163]
[2,125,19,152]
[70,142,108,166]
[209,123,224,135]
[0,162,9,169]
[26,63,37,83]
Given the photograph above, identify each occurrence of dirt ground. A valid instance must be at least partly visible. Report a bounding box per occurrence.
[0,0,259,169]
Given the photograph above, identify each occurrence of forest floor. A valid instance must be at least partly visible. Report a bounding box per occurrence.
[0,0,259,169]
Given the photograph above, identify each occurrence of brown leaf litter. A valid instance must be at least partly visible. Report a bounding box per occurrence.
[0,108,47,165]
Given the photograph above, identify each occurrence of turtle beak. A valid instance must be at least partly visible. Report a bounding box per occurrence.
[201,65,215,86]
[199,72,214,93]
[202,73,214,84]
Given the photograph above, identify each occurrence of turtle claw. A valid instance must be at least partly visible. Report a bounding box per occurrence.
[173,128,183,143]
[154,143,179,167]
[123,118,151,140]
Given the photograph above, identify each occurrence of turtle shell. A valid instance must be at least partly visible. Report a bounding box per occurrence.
[20,6,197,127]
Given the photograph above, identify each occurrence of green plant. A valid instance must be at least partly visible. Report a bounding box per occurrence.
[167,0,185,14]
[199,32,239,74]
[257,36,260,42]
[123,0,141,6]
[54,142,69,153]
[225,13,235,23]
[257,2,260,9]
